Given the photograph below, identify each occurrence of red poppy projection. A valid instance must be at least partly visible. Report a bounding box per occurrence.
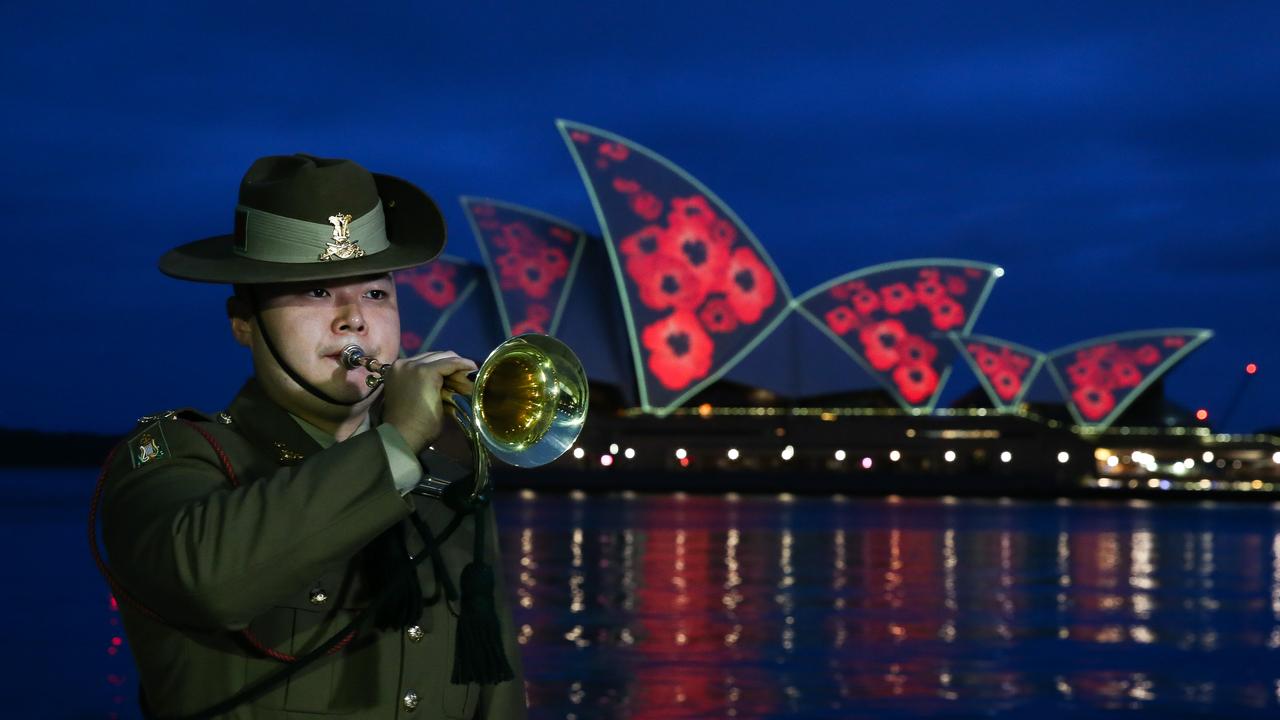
[461,198,585,337]
[1046,329,1212,430]
[795,261,1000,411]
[559,120,791,413]
[953,335,1045,411]
[392,256,483,356]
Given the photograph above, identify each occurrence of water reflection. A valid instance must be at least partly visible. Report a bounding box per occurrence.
[501,494,1280,718]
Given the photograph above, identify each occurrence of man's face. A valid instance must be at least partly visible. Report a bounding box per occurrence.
[232,274,401,413]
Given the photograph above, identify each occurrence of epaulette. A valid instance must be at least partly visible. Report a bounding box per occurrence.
[126,409,216,469]
[134,408,213,426]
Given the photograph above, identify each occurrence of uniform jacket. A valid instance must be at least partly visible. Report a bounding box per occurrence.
[100,379,527,719]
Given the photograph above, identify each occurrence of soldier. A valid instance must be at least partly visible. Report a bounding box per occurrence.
[94,154,526,718]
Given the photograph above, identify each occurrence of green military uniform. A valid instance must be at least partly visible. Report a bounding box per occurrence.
[95,154,529,718]
[102,380,526,718]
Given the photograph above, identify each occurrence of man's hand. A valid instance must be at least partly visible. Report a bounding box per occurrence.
[381,350,477,453]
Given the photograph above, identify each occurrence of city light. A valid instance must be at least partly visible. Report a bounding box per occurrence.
[781,445,795,461]
[861,457,872,469]
[609,443,619,455]
[944,450,956,463]
[675,448,687,460]
[572,447,585,460]
[727,448,740,460]
[889,450,901,462]
[1195,408,1209,421]
[1273,451,1280,464]
[624,448,635,459]
[1057,451,1070,464]
[1106,455,1119,467]
[1246,363,1258,375]
[1000,451,1012,463]
[834,449,846,461]
[600,455,613,467]
[1202,451,1214,463]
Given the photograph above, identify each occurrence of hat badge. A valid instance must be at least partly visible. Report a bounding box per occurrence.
[319,212,365,261]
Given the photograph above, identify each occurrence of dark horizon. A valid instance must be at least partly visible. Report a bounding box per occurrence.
[8,2,1277,434]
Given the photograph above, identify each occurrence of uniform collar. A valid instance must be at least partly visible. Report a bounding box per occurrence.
[289,411,372,449]
[225,378,369,464]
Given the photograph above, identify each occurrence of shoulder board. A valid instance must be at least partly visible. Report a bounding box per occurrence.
[135,408,212,426]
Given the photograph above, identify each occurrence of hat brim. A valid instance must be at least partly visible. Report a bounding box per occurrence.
[158,173,445,284]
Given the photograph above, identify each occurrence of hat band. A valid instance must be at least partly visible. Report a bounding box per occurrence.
[234,201,390,263]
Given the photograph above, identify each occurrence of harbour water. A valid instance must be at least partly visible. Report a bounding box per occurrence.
[9,469,1280,718]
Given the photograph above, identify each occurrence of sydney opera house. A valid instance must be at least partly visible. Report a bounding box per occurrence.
[393,121,1278,498]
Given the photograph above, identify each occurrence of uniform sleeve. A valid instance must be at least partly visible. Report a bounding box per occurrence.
[100,420,412,631]
[376,422,424,495]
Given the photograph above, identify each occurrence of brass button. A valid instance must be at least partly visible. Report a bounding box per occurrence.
[406,625,425,642]
[309,588,328,606]
[402,690,419,711]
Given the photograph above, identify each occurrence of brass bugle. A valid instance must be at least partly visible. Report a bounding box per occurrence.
[340,334,589,500]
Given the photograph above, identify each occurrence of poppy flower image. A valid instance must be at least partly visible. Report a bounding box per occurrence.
[598,142,630,162]
[723,247,777,324]
[859,319,907,371]
[668,195,716,226]
[930,298,965,331]
[495,222,540,256]
[1134,344,1161,365]
[515,258,557,300]
[825,305,861,336]
[629,253,707,313]
[975,348,1002,376]
[852,288,882,317]
[569,130,591,144]
[1000,348,1031,374]
[918,268,940,280]
[914,276,947,308]
[1072,385,1117,421]
[642,311,715,390]
[945,275,968,296]
[991,368,1022,402]
[471,203,495,217]
[699,297,739,334]
[898,334,938,366]
[893,362,939,405]
[879,282,917,315]
[619,225,666,275]
[660,216,731,295]
[1163,336,1186,349]
[612,177,641,194]
[630,192,663,221]
[399,262,457,309]
[540,246,569,279]
[1111,361,1143,389]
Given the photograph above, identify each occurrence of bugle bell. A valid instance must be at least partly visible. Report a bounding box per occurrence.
[340,334,588,502]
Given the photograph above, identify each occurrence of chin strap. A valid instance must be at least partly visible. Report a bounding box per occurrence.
[248,288,373,408]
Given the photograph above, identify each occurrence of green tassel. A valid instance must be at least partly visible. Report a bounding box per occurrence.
[451,506,513,685]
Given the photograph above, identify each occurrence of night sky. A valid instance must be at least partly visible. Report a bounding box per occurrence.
[8,2,1277,434]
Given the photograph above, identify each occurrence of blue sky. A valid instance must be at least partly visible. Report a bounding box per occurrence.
[7,1,1277,433]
